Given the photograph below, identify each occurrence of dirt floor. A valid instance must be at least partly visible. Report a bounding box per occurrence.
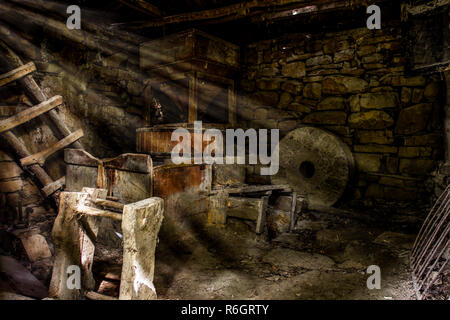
[153,209,419,300]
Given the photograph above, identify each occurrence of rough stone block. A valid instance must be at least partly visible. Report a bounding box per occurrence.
[357,130,394,144]
[317,97,346,110]
[303,111,347,125]
[281,61,306,78]
[348,111,394,129]
[354,153,382,172]
[399,159,434,175]
[322,76,368,94]
[395,103,432,135]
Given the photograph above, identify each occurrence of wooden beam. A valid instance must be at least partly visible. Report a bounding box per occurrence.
[118,0,162,16]
[0,96,63,133]
[42,176,65,197]
[255,196,269,234]
[123,0,395,28]
[93,199,125,212]
[20,129,83,166]
[0,62,36,87]
[85,291,118,300]
[76,206,123,221]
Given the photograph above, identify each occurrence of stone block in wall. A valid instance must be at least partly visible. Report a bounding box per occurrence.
[281,81,303,95]
[250,91,279,107]
[256,79,281,91]
[303,83,322,100]
[391,76,426,87]
[354,145,398,154]
[424,82,440,102]
[357,130,394,144]
[278,92,293,109]
[334,49,354,63]
[350,92,398,110]
[348,110,394,129]
[401,87,412,105]
[278,120,297,133]
[317,97,346,110]
[322,76,368,94]
[357,45,377,57]
[386,157,399,174]
[306,55,332,66]
[403,133,441,146]
[398,147,433,158]
[281,61,306,78]
[354,153,382,172]
[395,103,432,135]
[323,126,351,137]
[303,111,347,125]
[399,159,434,175]
[286,103,311,114]
[412,88,424,104]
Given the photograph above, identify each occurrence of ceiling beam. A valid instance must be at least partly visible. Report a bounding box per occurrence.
[121,0,397,29]
[118,0,162,17]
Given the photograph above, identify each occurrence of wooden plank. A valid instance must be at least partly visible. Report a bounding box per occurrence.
[65,148,100,167]
[0,95,63,133]
[76,206,123,221]
[42,176,65,197]
[208,190,227,226]
[227,196,263,221]
[0,62,35,87]
[93,199,125,212]
[85,291,118,300]
[211,184,291,195]
[118,0,162,16]
[256,196,269,234]
[21,129,83,166]
[289,192,297,232]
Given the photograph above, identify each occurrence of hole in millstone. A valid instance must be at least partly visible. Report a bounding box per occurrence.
[299,161,315,179]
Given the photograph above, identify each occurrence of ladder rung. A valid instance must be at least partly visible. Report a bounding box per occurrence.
[41,176,65,197]
[20,129,83,166]
[0,62,36,87]
[0,95,63,133]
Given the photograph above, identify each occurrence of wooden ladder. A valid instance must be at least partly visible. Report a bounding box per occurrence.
[0,41,84,205]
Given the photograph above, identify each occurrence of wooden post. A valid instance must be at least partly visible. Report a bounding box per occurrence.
[208,190,227,226]
[49,189,107,299]
[119,197,164,300]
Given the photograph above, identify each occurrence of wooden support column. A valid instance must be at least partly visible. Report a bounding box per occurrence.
[49,189,107,299]
[119,197,164,300]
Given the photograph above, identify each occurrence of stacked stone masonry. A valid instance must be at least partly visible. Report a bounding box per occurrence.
[238,24,444,203]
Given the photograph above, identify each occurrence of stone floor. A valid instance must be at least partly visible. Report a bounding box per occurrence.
[153,210,419,300]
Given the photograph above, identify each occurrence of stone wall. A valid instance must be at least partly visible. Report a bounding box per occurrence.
[238,23,445,205]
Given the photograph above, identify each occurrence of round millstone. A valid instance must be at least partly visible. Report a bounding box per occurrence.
[271,126,355,207]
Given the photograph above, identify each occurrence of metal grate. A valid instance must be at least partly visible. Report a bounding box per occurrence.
[411,184,450,299]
